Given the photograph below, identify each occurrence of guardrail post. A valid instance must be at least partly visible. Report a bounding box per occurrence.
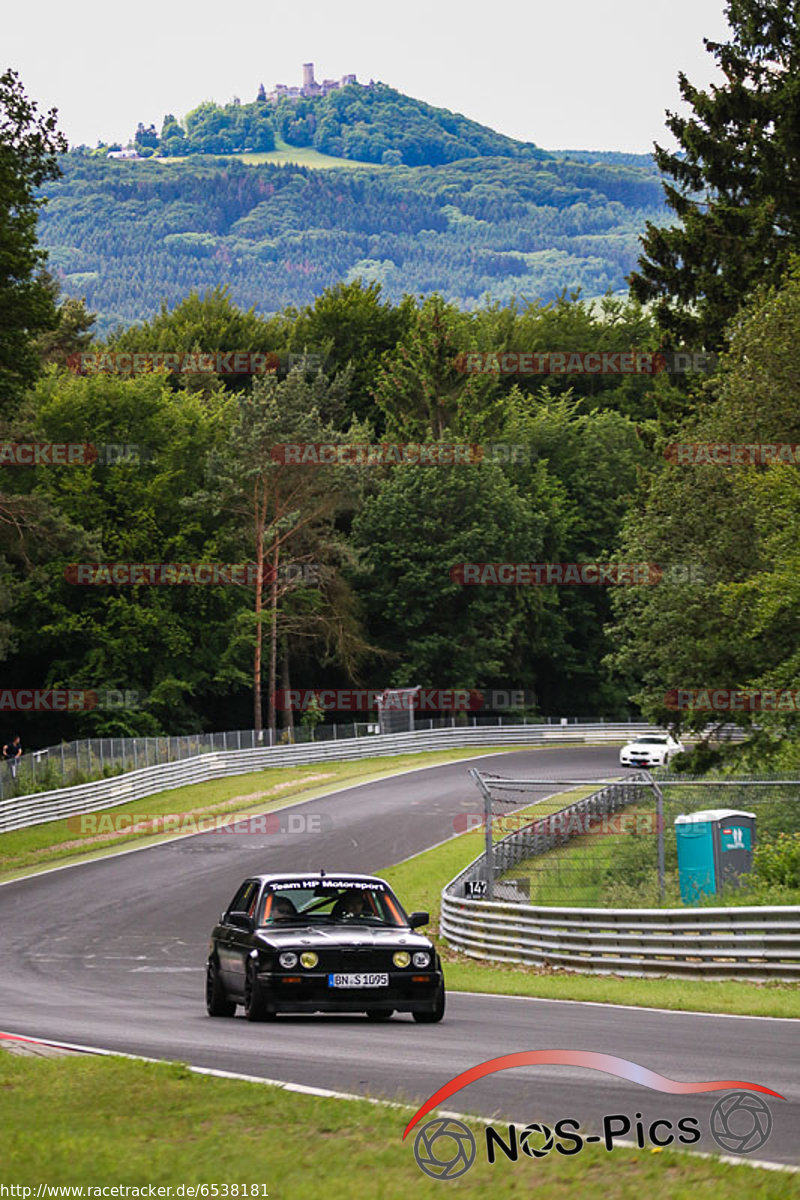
[470,768,495,901]
[645,772,666,901]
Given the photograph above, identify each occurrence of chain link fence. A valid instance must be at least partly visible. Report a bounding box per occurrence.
[463,770,800,908]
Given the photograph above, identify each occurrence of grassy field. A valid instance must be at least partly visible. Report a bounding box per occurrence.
[0,747,521,882]
[378,792,800,1019]
[162,137,377,170]
[236,146,376,169]
[492,792,800,909]
[0,1052,794,1195]
[495,796,666,907]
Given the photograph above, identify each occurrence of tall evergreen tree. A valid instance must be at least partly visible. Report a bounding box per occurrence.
[630,0,800,348]
[0,70,67,411]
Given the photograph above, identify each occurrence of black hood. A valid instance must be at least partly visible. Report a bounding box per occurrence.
[255,925,433,951]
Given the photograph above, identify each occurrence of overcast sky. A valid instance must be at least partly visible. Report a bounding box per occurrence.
[6,0,731,152]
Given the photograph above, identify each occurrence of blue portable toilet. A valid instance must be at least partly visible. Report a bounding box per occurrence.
[674,809,756,904]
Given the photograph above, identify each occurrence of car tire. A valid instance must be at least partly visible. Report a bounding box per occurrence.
[413,982,445,1024]
[206,958,236,1018]
[243,963,273,1022]
[365,1009,393,1021]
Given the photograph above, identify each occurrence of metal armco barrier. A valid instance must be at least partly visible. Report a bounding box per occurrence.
[441,780,800,979]
[0,723,660,835]
[439,893,800,979]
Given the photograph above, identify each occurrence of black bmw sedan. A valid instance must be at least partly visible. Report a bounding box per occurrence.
[206,871,445,1022]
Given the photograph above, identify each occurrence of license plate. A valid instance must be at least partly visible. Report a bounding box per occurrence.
[328,972,389,988]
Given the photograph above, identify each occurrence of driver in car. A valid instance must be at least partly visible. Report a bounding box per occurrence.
[333,889,366,919]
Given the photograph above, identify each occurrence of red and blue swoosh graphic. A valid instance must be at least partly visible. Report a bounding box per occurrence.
[402,1050,784,1139]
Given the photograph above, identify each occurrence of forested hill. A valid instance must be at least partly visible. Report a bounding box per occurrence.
[126,81,549,166]
[39,152,665,335]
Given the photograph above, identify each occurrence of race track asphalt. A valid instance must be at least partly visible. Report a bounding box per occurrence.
[1,746,797,1165]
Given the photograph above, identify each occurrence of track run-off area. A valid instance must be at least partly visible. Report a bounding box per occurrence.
[1,746,797,1166]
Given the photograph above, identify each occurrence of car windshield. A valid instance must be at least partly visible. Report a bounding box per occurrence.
[633,737,668,745]
[258,879,408,928]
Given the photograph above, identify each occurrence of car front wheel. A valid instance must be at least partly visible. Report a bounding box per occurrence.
[206,958,236,1018]
[413,983,445,1024]
[243,963,274,1022]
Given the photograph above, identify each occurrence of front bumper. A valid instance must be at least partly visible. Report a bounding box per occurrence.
[254,968,444,1013]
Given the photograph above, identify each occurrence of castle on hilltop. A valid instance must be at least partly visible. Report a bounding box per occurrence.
[257,63,363,104]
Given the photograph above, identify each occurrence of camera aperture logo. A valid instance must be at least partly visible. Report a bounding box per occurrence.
[405,1051,783,1179]
[413,1119,476,1180]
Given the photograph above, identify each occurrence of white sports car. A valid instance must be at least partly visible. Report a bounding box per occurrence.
[619,733,684,768]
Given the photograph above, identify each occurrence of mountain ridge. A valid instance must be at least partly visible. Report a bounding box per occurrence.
[45,80,664,333]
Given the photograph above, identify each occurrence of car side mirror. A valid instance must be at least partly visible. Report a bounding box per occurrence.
[408,911,429,928]
[228,911,253,930]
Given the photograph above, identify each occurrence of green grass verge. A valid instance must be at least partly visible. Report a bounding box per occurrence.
[0,1054,794,1194]
[378,790,800,1020]
[0,747,524,883]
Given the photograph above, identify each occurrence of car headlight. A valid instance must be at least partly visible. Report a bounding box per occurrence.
[300,951,318,969]
[279,951,298,969]
[412,951,431,968]
[393,951,411,968]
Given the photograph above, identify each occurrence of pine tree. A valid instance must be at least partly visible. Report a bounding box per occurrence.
[256,82,267,103]
[629,0,800,349]
[0,69,67,411]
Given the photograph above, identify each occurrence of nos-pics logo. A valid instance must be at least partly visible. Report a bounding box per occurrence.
[405,1050,783,1179]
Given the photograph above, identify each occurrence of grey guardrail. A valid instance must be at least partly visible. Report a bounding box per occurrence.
[0,723,657,835]
[440,783,800,979]
[439,894,800,979]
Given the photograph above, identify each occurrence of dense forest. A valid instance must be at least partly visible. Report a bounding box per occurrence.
[39,153,664,335]
[2,0,798,772]
[0,268,795,767]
